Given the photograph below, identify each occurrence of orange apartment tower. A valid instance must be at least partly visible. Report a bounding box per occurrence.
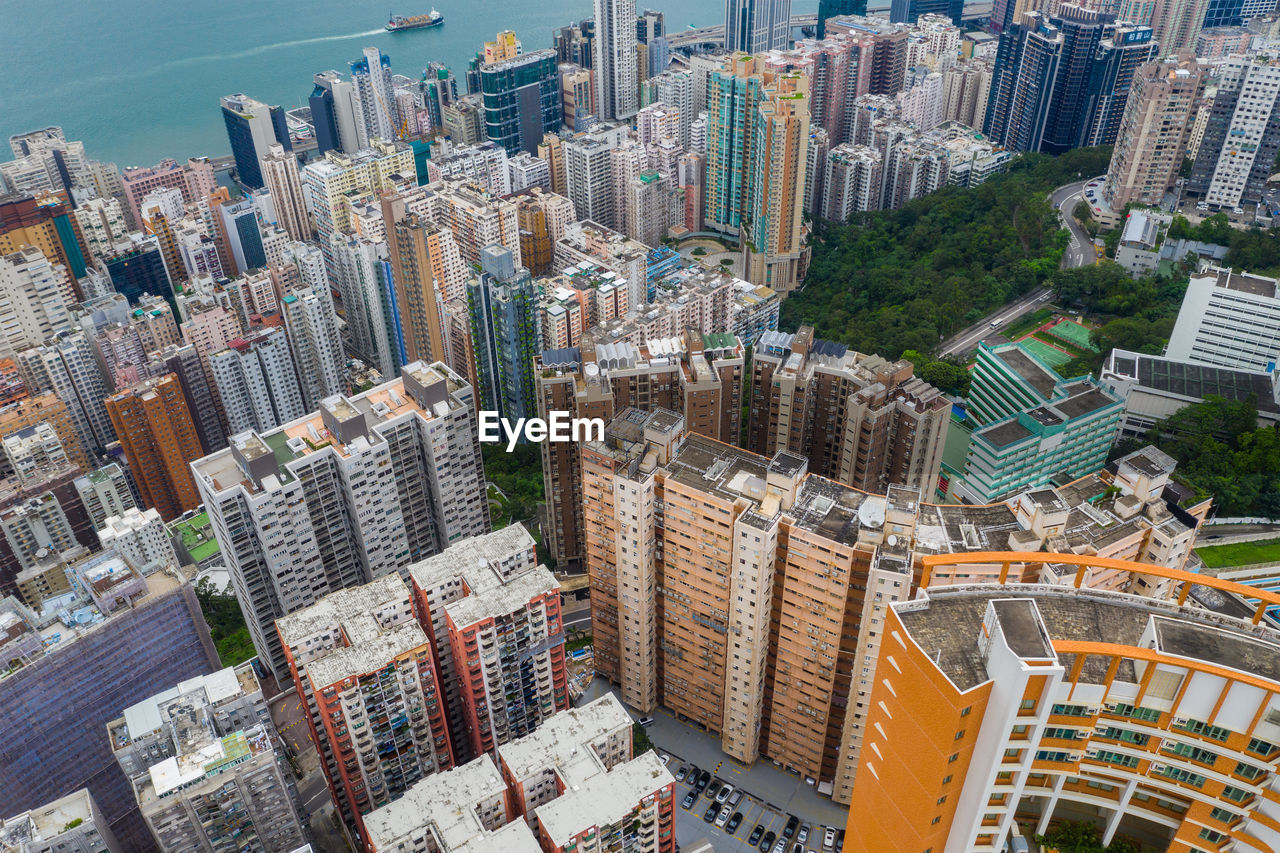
[103,373,202,521]
[536,329,745,571]
[847,554,1280,853]
[583,410,1214,806]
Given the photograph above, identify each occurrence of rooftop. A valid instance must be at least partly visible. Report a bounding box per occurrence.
[990,343,1059,400]
[535,752,674,847]
[111,664,259,751]
[1103,349,1280,415]
[0,788,97,847]
[896,583,1280,693]
[664,434,774,509]
[498,694,632,783]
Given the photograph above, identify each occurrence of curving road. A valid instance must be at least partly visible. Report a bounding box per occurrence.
[935,179,1098,360]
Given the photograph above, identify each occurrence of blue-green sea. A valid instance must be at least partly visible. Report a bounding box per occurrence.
[1,0,816,168]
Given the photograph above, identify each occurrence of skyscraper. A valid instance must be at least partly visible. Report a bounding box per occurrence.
[593,0,639,121]
[1080,23,1159,148]
[706,55,768,236]
[1188,56,1280,209]
[18,330,116,455]
[351,47,401,143]
[743,69,811,292]
[384,204,449,366]
[259,143,311,242]
[283,287,345,407]
[725,0,793,53]
[310,70,363,155]
[467,244,542,426]
[0,247,73,358]
[192,362,489,680]
[845,555,1280,853]
[219,94,291,189]
[1102,52,1202,210]
[208,327,306,435]
[331,233,399,378]
[477,40,563,155]
[104,374,204,522]
[984,12,1065,153]
[407,526,569,763]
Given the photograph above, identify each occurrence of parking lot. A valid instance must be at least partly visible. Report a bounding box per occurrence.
[669,761,843,853]
[575,678,847,853]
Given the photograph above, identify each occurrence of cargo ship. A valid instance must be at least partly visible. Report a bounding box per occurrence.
[386,9,444,30]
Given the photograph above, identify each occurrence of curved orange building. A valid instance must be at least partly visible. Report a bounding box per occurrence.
[847,553,1280,853]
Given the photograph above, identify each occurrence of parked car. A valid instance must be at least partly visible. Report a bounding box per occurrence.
[749,824,765,845]
[703,803,719,823]
[824,827,837,849]
[758,831,776,852]
[715,783,733,804]
[658,753,670,766]
[716,805,732,827]
[705,780,721,801]
[675,764,688,782]
[681,791,696,809]
[727,789,744,807]
[638,716,654,727]
[726,813,744,833]
[771,840,786,853]
[797,824,809,844]
[783,816,800,838]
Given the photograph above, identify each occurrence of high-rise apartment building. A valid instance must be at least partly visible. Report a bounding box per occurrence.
[985,12,1064,153]
[259,143,312,242]
[0,788,123,853]
[108,663,305,853]
[74,463,137,530]
[212,326,307,432]
[706,55,768,236]
[192,361,488,679]
[594,0,639,121]
[584,410,1209,803]
[536,331,744,570]
[562,125,630,230]
[512,187,576,276]
[277,574,453,843]
[330,233,399,378]
[311,70,364,155]
[385,208,449,366]
[408,526,568,763]
[467,244,542,426]
[351,47,402,144]
[301,140,415,255]
[281,287,346,411]
[1188,56,1280,209]
[0,247,72,358]
[846,555,1280,853]
[103,374,203,522]
[0,194,86,281]
[726,0,793,52]
[477,38,563,154]
[1103,52,1203,211]
[219,94,291,189]
[157,343,228,454]
[0,563,220,850]
[748,326,949,494]
[363,694,676,853]
[744,69,811,292]
[1082,23,1160,148]
[18,330,117,455]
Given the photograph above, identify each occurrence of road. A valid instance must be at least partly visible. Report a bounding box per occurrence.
[1052,180,1098,269]
[935,179,1095,360]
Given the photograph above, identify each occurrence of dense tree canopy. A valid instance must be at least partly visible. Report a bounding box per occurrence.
[1119,397,1280,518]
[780,147,1112,358]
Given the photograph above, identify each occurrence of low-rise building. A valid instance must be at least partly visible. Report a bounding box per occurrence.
[0,788,123,853]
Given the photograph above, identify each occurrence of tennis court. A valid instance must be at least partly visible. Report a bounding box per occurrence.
[1018,337,1072,367]
[1045,319,1096,351]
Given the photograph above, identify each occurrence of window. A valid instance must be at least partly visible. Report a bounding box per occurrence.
[1221,785,1250,803]
[1247,737,1279,758]
[1176,719,1230,742]
[1208,806,1237,824]
[1233,761,1265,780]
[1198,828,1227,844]
[1051,703,1090,717]
[955,729,966,740]
[1163,741,1219,766]
[1112,704,1162,723]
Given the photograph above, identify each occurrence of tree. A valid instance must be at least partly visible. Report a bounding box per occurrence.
[781,147,1113,360]
[194,578,256,666]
